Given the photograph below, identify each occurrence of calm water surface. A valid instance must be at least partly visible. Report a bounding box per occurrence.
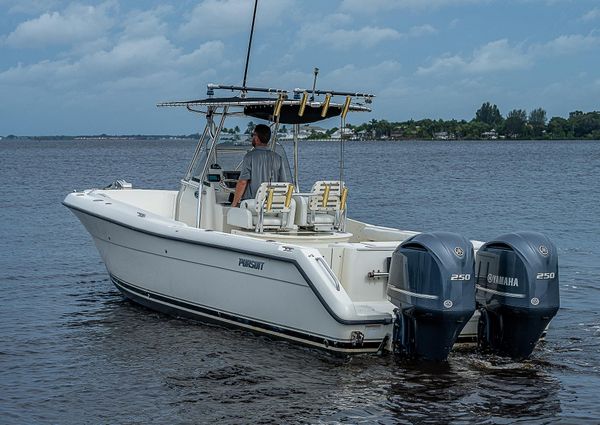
[1,138,599,424]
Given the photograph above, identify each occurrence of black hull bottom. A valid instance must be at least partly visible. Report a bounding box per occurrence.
[110,274,385,355]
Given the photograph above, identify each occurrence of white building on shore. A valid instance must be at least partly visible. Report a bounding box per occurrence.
[330,127,355,139]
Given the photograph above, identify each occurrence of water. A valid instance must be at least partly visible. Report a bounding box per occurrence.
[1,138,599,424]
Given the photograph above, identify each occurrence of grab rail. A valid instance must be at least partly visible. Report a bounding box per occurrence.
[316,256,341,291]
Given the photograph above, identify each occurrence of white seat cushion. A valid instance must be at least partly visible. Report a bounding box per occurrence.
[312,214,335,224]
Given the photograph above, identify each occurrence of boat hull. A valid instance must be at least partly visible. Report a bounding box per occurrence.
[64,191,393,354]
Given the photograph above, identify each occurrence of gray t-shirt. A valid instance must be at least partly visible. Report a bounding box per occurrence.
[239,146,290,200]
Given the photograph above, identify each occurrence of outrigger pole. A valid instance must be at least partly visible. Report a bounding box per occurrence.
[242,0,259,90]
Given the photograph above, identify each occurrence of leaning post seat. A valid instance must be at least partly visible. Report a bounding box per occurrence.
[295,181,348,232]
[227,182,296,232]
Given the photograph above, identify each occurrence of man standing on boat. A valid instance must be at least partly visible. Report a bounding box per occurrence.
[231,124,289,207]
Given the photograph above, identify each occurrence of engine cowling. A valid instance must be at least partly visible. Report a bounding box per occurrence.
[476,231,560,359]
[387,232,476,361]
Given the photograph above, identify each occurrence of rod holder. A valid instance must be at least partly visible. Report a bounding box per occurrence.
[285,185,294,208]
[321,93,332,117]
[298,92,308,116]
[341,96,352,119]
[273,94,285,118]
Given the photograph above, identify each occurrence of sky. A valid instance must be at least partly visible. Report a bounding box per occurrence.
[1,0,599,136]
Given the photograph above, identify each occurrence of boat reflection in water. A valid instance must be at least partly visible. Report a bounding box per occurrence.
[384,357,562,423]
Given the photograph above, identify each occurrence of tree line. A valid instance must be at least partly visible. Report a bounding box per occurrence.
[349,103,600,140]
[3,103,599,141]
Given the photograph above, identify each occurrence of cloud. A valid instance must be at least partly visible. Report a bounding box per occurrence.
[296,16,432,51]
[320,26,402,49]
[416,55,465,75]
[120,6,172,40]
[536,33,600,55]
[467,39,532,72]
[417,39,532,75]
[4,2,116,48]
[84,36,181,76]
[416,32,600,77]
[293,5,438,51]
[0,59,74,88]
[2,0,599,135]
[177,41,225,68]
[0,37,225,91]
[340,0,488,13]
[179,0,292,39]
[1,0,62,15]
[324,61,402,91]
[249,61,402,97]
[581,8,600,21]
[408,24,437,37]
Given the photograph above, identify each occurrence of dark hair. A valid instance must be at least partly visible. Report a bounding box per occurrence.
[254,124,271,145]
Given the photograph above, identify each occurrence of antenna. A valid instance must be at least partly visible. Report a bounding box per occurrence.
[310,67,319,101]
[242,0,259,90]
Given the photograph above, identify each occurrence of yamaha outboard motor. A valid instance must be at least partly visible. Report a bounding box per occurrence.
[387,232,476,361]
[476,231,560,359]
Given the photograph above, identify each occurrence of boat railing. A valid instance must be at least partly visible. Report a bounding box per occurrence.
[315,256,341,291]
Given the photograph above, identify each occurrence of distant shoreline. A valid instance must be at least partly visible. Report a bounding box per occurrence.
[0,135,195,141]
[3,108,599,141]
[2,135,599,142]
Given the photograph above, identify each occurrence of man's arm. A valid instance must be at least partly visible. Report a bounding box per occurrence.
[231,179,248,207]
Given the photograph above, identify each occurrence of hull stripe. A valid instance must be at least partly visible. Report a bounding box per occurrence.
[111,274,385,353]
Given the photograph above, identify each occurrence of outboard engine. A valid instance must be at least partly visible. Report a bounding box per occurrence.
[387,232,476,361]
[476,231,560,359]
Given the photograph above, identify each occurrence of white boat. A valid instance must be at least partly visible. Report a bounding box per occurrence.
[64,83,560,361]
